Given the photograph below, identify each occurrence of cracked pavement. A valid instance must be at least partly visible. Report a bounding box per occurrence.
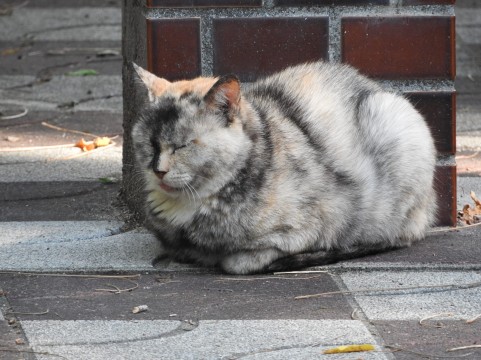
[1,0,481,359]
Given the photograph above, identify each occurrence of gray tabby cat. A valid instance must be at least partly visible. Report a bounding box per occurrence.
[131,61,437,274]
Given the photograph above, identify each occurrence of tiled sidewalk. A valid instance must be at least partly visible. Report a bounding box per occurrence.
[1,0,481,359]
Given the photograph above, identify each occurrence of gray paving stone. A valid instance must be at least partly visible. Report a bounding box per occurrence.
[0,40,122,76]
[21,319,387,360]
[0,75,122,112]
[0,223,160,272]
[0,220,123,245]
[0,145,122,182]
[0,182,121,221]
[340,271,481,321]
[0,8,121,41]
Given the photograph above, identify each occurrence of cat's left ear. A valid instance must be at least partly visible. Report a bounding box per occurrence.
[132,62,171,102]
[204,75,241,114]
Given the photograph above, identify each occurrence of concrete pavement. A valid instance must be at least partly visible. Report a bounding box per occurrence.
[1,0,481,359]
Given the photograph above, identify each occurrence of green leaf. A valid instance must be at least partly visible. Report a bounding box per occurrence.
[99,177,117,184]
[66,69,98,77]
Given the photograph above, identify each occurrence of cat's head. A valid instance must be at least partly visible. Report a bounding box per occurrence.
[131,64,252,200]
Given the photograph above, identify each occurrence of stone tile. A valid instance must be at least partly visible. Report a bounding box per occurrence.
[213,17,329,82]
[0,8,121,42]
[0,320,32,360]
[147,18,201,81]
[0,41,121,76]
[0,75,122,112]
[0,111,123,149]
[20,319,386,359]
[0,273,353,321]
[0,228,159,272]
[342,16,455,79]
[0,183,121,221]
[0,146,122,182]
[344,222,481,267]
[340,271,481,321]
[373,320,481,360]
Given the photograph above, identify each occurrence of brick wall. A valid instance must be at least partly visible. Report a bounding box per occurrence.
[122,0,456,226]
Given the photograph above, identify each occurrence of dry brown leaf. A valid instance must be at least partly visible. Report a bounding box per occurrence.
[75,138,95,152]
[93,136,111,147]
[458,191,481,225]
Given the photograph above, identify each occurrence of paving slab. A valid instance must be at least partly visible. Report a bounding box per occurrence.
[20,319,387,360]
[0,225,159,272]
[0,75,122,112]
[373,320,481,360]
[0,110,123,149]
[0,145,122,182]
[0,273,353,321]
[327,224,481,270]
[0,40,122,76]
[340,270,481,321]
[0,7,121,42]
[0,182,121,221]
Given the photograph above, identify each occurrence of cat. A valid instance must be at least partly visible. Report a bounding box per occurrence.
[131,61,437,274]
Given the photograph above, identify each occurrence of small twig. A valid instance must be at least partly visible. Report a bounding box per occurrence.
[466,313,481,324]
[7,309,49,316]
[0,143,76,152]
[295,280,481,300]
[385,345,473,358]
[447,345,481,352]
[215,275,323,282]
[351,309,360,320]
[41,121,99,138]
[95,279,139,294]
[0,107,28,120]
[419,312,453,328]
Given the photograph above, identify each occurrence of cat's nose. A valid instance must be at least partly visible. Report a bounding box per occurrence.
[154,170,167,180]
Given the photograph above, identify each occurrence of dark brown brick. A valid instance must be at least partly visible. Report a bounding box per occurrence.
[147,0,261,7]
[342,16,455,79]
[213,17,329,81]
[406,92,456,155]
[434,163,457,226]
[147,18,201,81]
[276,0,389,5]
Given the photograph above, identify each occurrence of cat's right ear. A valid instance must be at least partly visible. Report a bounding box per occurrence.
[132,63,171,102]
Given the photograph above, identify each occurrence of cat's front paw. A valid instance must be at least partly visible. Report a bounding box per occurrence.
[221,249,282,274]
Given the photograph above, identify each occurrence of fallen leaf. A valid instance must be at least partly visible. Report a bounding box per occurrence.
[458,191,481,225]
[75,138,95,152]
[1,47,21,56]
[66,69,98,77]
[323,344,375,354]
[15,338,25,345]
[5,136,20,142]
[93,136,111,147]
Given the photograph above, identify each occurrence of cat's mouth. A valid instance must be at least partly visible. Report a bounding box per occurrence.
[159,182,178,193]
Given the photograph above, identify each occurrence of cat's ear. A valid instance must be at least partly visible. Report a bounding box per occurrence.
[204,75,241,113]
[133,62,171,102]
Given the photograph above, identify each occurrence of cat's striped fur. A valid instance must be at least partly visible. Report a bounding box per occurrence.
[131,62,437,274]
